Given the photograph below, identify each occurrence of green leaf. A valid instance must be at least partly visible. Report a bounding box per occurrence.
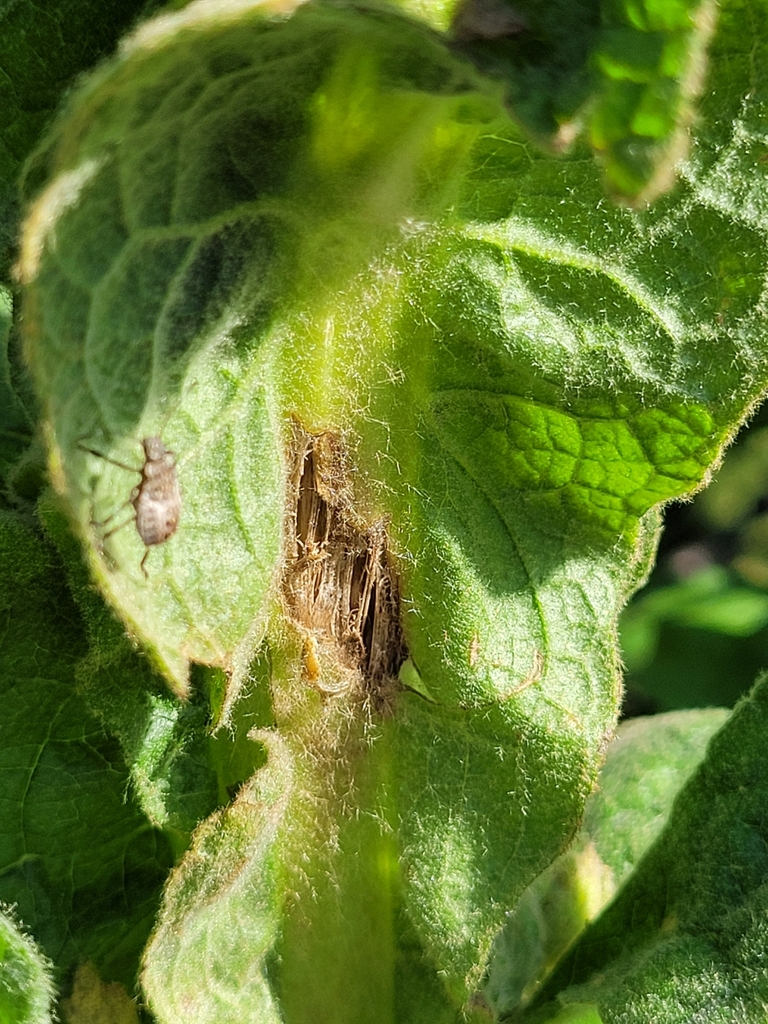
[0,908,55,1024]
[484,707,729,1015]
[15,0,768,1017]
[621,567,768,676]
[0,510,173,988]
[697,424,768,530]
[523,676,768,1023]
[541,1007,605,1024]
[0,285,33,484]
[588,0,718,201]
[19,0,499,692]
[399,0,717,202]
[141,657,476,1024]
[0,0,170,283]
[583,708,731,880]
[140,731,290,1024]
[36,492,269,852]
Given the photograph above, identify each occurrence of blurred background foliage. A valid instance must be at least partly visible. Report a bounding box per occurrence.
[621,401,768,715]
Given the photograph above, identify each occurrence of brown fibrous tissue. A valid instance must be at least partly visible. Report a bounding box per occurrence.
[283,423,407,713]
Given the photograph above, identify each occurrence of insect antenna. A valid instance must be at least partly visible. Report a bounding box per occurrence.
[151,377,199,438]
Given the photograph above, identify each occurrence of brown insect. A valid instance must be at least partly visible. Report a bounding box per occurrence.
[79,434,181,576]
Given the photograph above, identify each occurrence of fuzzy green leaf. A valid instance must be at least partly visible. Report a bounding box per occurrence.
[140,731,290,1024]
[0,285,33,482]
[396,0,717,202]
[589,0,717,201]
[0,0,171,282]
[16,0,768,1018]
[484,708,730,1015]
[36,492,269,852]
[0,511,173,988]
[0,909,55,1024]
[523,677,768,1024]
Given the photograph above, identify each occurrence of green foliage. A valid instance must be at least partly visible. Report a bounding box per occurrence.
[396,0,716,201]
[620,405,768,712]
[0,908,54,1024]
[0,0,767,1021]
[141,732,289,1024]
[0,286,33,484]
[525,676,768,1023]
[589,0,717,199]
[0,0,169,282]
[484,707,729,1014]
[0,511,173,993]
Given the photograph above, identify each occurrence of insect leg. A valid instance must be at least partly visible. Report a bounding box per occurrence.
[76,441,138,474]
[100,511,137,542]
[93,497,135,532]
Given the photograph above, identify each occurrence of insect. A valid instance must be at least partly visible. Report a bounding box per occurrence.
[79,433,181,577]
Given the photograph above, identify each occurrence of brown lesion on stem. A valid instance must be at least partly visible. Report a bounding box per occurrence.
[283,422,407,712]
